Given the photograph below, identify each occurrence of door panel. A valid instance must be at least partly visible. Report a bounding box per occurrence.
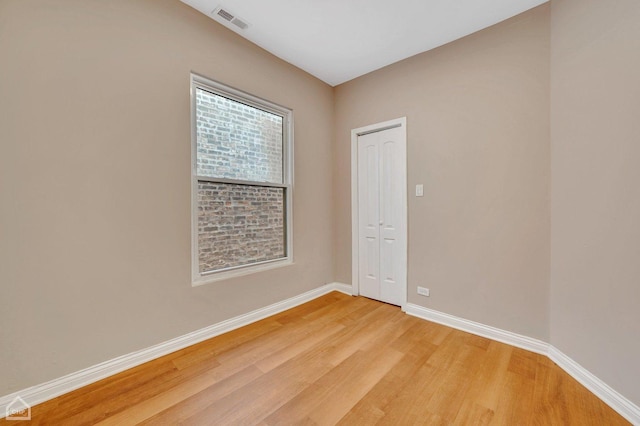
[357,125,406,306]
[381,238,395,282]
[365,144,378,229]
[358,132,380,301]
[366,237,378,278]
[381,140,395,232]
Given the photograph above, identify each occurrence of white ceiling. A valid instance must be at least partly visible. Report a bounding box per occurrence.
[180,0,548,86]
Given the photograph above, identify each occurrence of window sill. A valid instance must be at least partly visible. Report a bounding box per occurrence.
[192,258,294,287]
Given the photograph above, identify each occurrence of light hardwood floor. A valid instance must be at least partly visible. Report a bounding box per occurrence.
[2,292,629,425]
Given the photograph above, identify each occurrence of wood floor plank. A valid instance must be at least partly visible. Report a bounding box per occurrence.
[337,339,438,425]
[423,340,486,422]
[181,303,404,425]
[137,365,263,425]
[492,370,536,425]
[177,352,326,425]
[464,340,513,412]
[375,362,443,424]
[271,291,349,325]
[254,321,346,373]
[1,292,630,426]
[307,347,403,425]
[508,347,539,380]
[93,365,262,425]
[452,401,495,426]
[38,356,222,425]
[265,337,405,425]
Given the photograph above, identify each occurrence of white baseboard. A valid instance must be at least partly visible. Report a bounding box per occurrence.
[0,282,350,419]
[330,282,354,296]
[405,303,549,355]
[405,303,640,425]
[548,346,640,425]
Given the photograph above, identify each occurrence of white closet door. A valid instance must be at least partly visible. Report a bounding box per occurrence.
[357,126,406,306]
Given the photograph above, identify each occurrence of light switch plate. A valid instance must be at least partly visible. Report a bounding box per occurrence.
[416,184,424,197]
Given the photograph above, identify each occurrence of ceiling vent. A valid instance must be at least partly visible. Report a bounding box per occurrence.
[213,7,249,30]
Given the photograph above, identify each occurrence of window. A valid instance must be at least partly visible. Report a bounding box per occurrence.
[191,74,293,285]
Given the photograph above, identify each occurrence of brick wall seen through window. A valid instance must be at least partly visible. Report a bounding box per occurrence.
[192,77,292,280]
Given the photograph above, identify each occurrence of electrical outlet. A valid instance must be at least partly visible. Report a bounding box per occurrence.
[417,286,430,297]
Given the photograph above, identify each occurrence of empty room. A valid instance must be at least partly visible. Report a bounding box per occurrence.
[1,0,638,424]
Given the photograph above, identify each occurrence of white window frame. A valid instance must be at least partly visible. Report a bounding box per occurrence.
[190,73,294,286]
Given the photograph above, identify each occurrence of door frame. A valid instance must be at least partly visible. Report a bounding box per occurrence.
[351,117,408,310]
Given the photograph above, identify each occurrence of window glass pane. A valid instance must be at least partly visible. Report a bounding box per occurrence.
[196,88,283,183]
[198,181,285,273]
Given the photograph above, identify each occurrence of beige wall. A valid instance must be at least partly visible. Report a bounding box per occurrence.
[0,0,334,395]
[550,0,640,406]
[334,5,551,340]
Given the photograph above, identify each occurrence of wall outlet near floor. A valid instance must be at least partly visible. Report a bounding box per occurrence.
[417,286,430,297]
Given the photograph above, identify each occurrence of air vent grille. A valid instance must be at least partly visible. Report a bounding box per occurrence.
[213,7,250,30]
[231,18,248,30]
[216,8,234,22]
